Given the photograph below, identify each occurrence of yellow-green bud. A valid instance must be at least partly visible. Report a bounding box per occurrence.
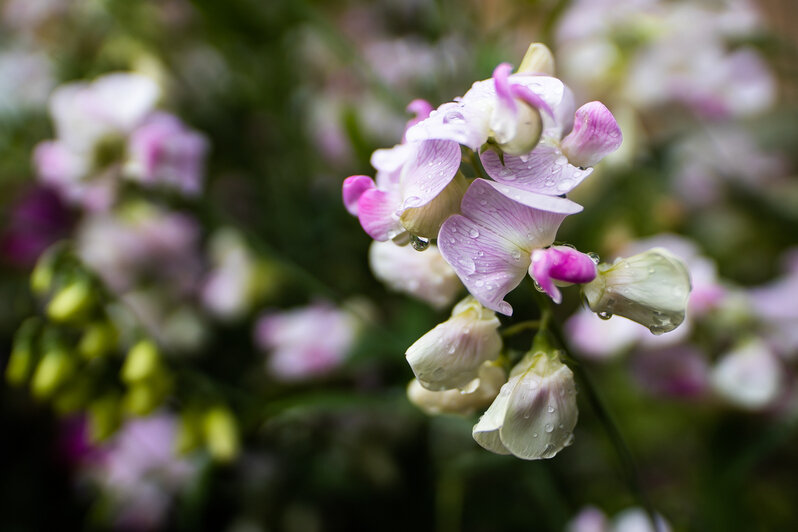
[53,376,92,414]
[175,410,203,455]
[88,394,121,442]
[121,339,161,383]
[78,322,118,360]
[31,348,74,399]
[517,43,556,76]
[203,407,240,463]
[122,373,171,416]
[47,280,94,323]
[6,347,35,386]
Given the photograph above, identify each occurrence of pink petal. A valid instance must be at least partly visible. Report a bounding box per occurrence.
[342,175,375,216]
[357,188,402,241]
[404,101,491,151]
[479,180,583,216]
[560,101,622,168]
[529,246,597,304]
[404,99,434,136]
[480,144,593,195]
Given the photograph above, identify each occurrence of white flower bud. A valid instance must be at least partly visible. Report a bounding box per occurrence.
[406,296,502,391]
[710,339,784,410]
[369,240,461,310]
[582,248,691,335]
[407,361,506,416]
[472,349,577,460]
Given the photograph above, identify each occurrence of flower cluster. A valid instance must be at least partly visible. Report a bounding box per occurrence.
[343,44,692,460]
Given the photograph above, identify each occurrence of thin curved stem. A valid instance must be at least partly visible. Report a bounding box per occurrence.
[500,320,542,338]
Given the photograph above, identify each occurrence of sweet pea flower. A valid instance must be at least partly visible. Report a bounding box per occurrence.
[407,361,506,416]
[438,178,584,316]
[582,248,691,334]
[126,112,209,197]
[566,505,672,532]
[472,346,578,460]
[529,245,597,304]
[342,138,465,241]
[368,240,461,310]
[746,250,798,358]
[406,296,502,391]
[710,339,784,410]
[255,303,358,381]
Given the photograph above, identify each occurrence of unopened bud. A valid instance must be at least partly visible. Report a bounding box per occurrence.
[78,321,118,360]
[473,346,578,460]
[121,339,161,383]
[406,296,502,391]
[88,394,121,442]
[408,361,506,416]
[203,407,240,462]
[175,410,203,455]
[6,319,41,385]
[31,348,74,399]
[47,280,94,323]
[517,43,556,76]
[583,248,691,335]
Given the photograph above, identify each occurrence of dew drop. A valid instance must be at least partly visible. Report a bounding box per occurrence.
[447,344,456,354]
[597,311,613,320]
[587,252,600,264]
[443,111,465,124]
[544,423,554,433]
[469,228,480,238]
[410,235,430,251]
[547,406,555,413]
[555,155,568,166]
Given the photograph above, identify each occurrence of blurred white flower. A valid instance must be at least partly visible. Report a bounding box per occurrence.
[711,339,784,410]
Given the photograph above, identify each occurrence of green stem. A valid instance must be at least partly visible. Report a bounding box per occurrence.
[534,292,662,531]
[468,149,491,180]
[500,320,541,338]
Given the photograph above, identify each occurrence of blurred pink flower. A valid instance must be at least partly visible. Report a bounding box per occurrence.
[255,303,358,381]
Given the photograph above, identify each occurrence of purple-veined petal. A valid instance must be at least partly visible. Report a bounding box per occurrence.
[438,179,573,315]
[481,143,594,195]
[529,246,597,304]
[438,213,528,316]
[342,175,375,216]
[371,143,412,189]
[560,101,622,168]
[479,180,583,216]
[400,139,461,209]
[357,188,402,241]
[404,101,492,151]
[508,75,575,138]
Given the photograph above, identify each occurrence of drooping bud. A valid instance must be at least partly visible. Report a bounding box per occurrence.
[582,248,691,335]
[31,347,74,399]
[47,279,94,323]
[78,321,118,359]
[203,406,240,463]
[30,244,64,295]
[407,361,506,416]
[517,43,556,76]
[560,102,622,168]
[400,172,468,239]
[121,339,162,384]
[87,393,121,442]
[406,296,502,391]
[710,339,784,410]
[529,246,597,304]
[472,347,578,460]
[5,318,41,385]
[175,409,204,455]
[369,240,461,310]
[489,63,544,157]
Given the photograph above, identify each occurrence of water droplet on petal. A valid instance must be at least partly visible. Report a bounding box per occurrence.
[597,311,613,320]
[587,252,600,264]
[410,235,430,251]
[469,229,480,238]
[544,424,554,433]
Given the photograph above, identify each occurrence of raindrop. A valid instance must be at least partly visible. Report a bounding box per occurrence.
[547,406,555,413]
[477,251,484,257]
[443,111,465,124]
[410,235,430,251]
[447,344,456,354]
[597,311,613,320]
[533,432,538,438]
[533,279,545,293]
[544,178,555,187]
[557,179,573,192]
[519,154,530,163]
[479,199,488,206]
[555,155,568,166]
[469,228,480,238]
[450,226,457,233]
[587,252,600,264]
[448,238,456,244]
[544,424,554,433]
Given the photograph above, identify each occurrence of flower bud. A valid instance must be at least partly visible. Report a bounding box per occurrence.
[582,248,691,335]
[88,393,121,442]
[491,99,543,157]
[710,339,783,410]
[530,246,597,304]
[517,43,556,76]
[400,172,468,239]
[78,321,118,359]
[472,348,577,460]
[30,244,62,295]
[407,361,507,416]
[203,406,240,463]
[406,296,502,391]
[47,279,94,323]
[31,347,74,399]
[5,318,41,385]
[560,102,622,168]
[175,409,203,455]
[121,339,162,384]
[369,240,461,310]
